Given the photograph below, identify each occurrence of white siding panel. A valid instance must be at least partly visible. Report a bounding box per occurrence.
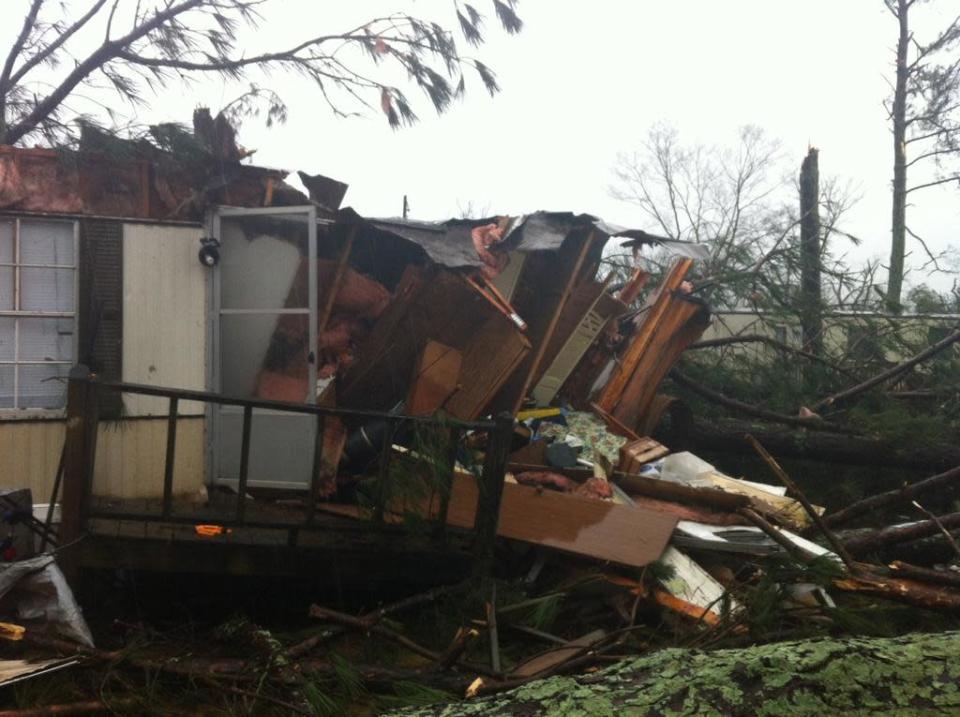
[122,224,206,416]
[0,421,64,502]
[0,417,205,501]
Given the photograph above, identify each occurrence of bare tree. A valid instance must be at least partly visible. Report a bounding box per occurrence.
[610,125,851,310]
[884,0,960,311]
[0,0,522,146]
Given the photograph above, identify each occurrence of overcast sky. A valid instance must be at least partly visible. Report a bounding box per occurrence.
[5,0,959,292]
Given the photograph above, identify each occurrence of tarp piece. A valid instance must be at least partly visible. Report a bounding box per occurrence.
[0,555,94,647]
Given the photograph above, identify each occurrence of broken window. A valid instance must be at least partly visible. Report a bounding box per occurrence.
[0,219,77,410]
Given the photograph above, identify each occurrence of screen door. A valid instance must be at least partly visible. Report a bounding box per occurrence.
[211,206,318,489]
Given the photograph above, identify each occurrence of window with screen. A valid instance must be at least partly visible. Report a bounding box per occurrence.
[0,219,77,410]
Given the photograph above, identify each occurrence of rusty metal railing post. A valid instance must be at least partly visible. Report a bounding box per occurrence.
[473,412,513,577]
[58,365,93,583]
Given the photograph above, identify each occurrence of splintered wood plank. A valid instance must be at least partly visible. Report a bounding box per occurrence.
[611,295,709,428]
[596,257,693,412]
[509,629,607,678]
[440,474,677,569]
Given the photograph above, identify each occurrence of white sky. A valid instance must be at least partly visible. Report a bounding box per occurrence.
[5,0,959,291]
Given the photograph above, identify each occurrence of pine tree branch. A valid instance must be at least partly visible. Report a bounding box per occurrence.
[2,0,208,145]
[905,146,960,168]
[669,369,859,434]
[0,0,44,127]
[687,334,857,378]
[810,324,960,413]
[8,0,111,87]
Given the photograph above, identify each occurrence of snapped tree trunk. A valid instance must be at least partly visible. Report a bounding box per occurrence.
[887,0,910,313]
[799,147,822,355]
[386,631,960,716]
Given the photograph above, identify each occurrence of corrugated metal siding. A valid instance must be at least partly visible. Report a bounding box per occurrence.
[121,223,206,416]
[0,418,204,500]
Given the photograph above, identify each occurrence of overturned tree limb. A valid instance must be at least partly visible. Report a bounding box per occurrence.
[888,561,960,589]
[737,508,814,565]
[286,580,465,659]
[688,334,856,378]
[669,370,858,434]
[912,500,960,561]
[308,604,498,677]
[811,325,960,413]
[832,574,960,613]
[824,465,960,528]
[673,419,960,473]
[843,512,960,557]
[745,435,858,572]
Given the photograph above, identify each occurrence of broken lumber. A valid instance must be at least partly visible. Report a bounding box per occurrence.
[597,257,694,412]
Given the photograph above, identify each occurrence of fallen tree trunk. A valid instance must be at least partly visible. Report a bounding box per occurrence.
[842,512,960,556]
[385,631,960,716]
[825,465,960,528]
[672,418,960,474]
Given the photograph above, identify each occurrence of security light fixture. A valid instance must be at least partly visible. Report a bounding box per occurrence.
[198,236,220,267]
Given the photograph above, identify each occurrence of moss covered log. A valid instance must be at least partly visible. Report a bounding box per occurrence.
[387,631,960,716]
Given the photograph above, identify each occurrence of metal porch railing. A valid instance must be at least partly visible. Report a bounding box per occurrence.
[55,365,512,576]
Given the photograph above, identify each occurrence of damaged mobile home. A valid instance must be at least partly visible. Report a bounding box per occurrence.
[5,122,960,704]
[0,125,718,581]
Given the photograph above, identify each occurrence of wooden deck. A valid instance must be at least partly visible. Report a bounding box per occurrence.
[73,494,475,586]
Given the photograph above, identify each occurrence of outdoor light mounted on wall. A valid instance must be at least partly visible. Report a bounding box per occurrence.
[198,236,220,266]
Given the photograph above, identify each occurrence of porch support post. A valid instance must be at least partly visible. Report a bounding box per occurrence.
[58,365,93,584]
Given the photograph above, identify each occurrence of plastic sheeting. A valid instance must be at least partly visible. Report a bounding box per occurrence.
[0,555,94,647]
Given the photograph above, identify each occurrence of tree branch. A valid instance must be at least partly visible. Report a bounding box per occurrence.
[687,333,857,378]
[7,0,111,87]
[905,146,960,168]
[811,324,960,413]
[2,0,207,145]
[906,175,960,193]
[0,0,44,127]
[669,369,860,434]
